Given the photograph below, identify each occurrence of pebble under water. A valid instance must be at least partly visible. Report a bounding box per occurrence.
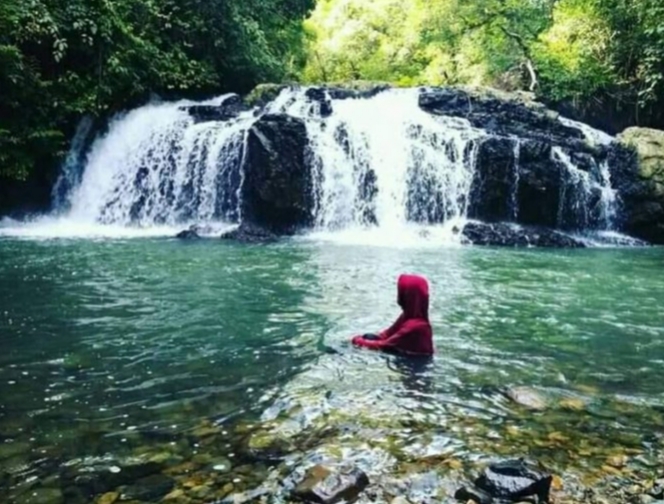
[1,237,664,504]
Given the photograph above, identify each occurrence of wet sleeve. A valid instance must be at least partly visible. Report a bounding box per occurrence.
[379,314,405,339]
[352,326,412,351]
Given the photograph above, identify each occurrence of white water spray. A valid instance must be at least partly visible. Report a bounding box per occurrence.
[0,87,625,243]
[271,88,482,237]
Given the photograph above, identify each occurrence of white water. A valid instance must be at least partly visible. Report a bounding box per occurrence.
[0,87,627,244]
[270,89,482,236]
[67,95,253,226]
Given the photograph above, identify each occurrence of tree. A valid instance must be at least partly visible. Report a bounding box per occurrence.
[0,0,314,186]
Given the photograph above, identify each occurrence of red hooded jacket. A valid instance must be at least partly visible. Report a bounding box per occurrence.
[351,274,434,356]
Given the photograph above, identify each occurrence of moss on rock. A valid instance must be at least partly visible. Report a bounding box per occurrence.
[618,127,664,194]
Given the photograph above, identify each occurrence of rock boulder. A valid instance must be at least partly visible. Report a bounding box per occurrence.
[241,114,314,234]
[615,127,664,244]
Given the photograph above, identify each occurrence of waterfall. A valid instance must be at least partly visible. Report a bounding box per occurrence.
[51,115,94,212]
[269,88,482,231]
[46,87,622,242]
[63,96,253,226]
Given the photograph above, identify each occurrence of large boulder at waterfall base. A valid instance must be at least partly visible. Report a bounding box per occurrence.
[241,114,314,234]
[462,222,585,248]
[221,223,279,244]
[614,128,664,244]
[176,227,202,240]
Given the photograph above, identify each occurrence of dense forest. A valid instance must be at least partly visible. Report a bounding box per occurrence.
[302,0,664,128]
[0,0,313,193]
[1,0,663,210]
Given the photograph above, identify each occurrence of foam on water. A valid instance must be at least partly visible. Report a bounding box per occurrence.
[0,217,234,240]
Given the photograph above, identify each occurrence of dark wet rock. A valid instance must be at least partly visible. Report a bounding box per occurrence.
[305,88,333,117]
[474,459,552,503]
[503,386,550,411]
[292,465,370,504]
[454,485,493,504]
[221,223,279,244]
[462,222,585,248]
[181,95,247,123]
[611,130,664,244]
[241,114,314,234]
[120,473,174,501]
[326,83,392,100]
[359,169,378,225]
[176,227,201,240]
[467,136,610,231]
[418,88,585,149]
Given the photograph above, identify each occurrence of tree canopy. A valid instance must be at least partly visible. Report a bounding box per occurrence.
[1,0,663,194]
[0,0,313,182]
[302,0,664,119]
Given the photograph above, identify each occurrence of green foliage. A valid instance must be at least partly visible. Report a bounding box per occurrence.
[302,0,664,113]
[0,0,313,183]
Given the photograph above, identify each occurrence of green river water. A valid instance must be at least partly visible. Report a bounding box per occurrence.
[1,237,664,503]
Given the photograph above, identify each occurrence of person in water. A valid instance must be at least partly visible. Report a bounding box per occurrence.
[351,274,434,356]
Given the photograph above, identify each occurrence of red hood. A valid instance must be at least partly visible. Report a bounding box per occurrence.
[397,274,429,321]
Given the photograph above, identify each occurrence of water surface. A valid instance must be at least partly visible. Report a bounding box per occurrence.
[1,238,663,501]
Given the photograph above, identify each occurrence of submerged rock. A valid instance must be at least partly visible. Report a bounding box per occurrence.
[120,474,174,501]
[474,459,553,503]
[60,456,163,499]
[462,222,585,248]
[292,465,369,504]
[14,488,64,504]
[221,223,279,244]
[504,386,550,411]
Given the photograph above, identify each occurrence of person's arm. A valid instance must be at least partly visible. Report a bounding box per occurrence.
[378,314,405,339]
[352,325,411,351]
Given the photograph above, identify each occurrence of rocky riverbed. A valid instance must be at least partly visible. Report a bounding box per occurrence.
[3,376,664,504]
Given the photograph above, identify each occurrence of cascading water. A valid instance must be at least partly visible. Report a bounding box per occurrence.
[41,86,626,243]
[65,95,253,227]
[270,88,482,233]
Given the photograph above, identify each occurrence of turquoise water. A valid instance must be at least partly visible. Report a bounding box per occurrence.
[1,238,664,502]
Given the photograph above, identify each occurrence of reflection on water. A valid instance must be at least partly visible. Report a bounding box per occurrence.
[1,238,664,502]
